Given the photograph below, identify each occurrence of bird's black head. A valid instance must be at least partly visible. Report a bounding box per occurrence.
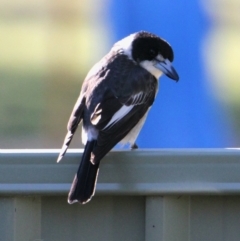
[130,31,178,81]
[132,31,174,63]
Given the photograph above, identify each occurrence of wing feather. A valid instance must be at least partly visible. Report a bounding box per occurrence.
[86,55,158,164]
[57,96,85,162]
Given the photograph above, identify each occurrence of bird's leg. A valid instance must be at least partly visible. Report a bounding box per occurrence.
[131,143,138,149]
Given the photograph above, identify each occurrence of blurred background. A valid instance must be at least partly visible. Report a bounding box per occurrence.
[0,0,239,149]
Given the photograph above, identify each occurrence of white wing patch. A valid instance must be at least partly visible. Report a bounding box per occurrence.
[131,92,143,104]
[103,105,134,130]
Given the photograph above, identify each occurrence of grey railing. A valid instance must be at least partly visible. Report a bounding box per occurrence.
[1,149,240,241]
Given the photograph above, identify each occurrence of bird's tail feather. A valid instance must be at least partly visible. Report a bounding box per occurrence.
[68,140,99,204]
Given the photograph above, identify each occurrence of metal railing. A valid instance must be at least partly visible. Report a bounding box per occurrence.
[1,149,240,241]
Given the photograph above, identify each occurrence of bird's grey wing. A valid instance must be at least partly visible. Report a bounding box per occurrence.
[57,96,85,162]
[90,54,157,127]
[89,58,157,164]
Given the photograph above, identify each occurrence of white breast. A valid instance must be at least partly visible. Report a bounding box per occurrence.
[120,108,150,146]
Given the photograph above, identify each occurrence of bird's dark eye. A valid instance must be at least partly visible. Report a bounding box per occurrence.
[149,49,157,58]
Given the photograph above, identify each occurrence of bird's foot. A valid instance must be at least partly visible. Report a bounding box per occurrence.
[131,143,138,149]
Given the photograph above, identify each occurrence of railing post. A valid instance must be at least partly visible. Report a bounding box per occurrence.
[0,197,41,241]
[145,196,190,241]
[145,196,164,241]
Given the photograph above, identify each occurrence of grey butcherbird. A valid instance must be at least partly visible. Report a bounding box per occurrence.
[57,31,179,204]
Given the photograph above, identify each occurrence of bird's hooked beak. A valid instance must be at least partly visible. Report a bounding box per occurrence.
[154,58,179,81]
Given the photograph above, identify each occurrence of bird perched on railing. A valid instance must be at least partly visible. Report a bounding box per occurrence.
[57,31,179,204]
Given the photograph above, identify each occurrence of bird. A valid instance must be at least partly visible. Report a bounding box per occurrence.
[57,31,179,204]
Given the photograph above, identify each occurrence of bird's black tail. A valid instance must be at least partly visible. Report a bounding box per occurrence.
[68,140,100,204]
